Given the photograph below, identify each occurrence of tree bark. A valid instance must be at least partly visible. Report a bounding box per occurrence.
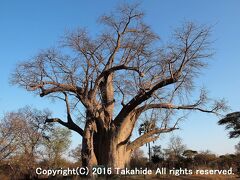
[81,121,131,172]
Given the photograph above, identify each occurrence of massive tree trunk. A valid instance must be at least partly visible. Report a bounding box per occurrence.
[82,74,133,170]
[81,126,97,169]
[81,123,132,170]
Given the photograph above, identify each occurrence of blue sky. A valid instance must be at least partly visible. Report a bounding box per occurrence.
[0,0,240,155]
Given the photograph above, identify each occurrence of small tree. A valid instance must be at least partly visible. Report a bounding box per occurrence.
[194,150,217,167]
[218,112,240,174]
[151,145,164,165]
[0,115,22,161]
[183,150,198,159]
[235,142,240,154]
[167,136,186,158]
[138,119,156,161]
[218,154,236,169]
[182,149,198,168]
[130,148,147,168]
[164,136,186,167]
[70,144,82,165]
[43,127,71,168]
[0,107,52,179]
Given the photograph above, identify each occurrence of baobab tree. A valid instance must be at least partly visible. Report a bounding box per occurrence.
[11,4,227,170]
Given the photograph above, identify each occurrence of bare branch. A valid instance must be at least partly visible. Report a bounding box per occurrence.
[127,127,178,151]
[45,92,84,136]
[45,118,83,137]
[114,75,179,127]
[137,103,222,115]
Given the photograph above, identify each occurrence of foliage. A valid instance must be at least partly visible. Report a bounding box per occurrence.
[0,107,72,178]
[70,144,82,164]
[235,142,240,154]
[42,127,71,168]
[130,148,148,168]
[0,107,53,178]
[218,112,240,138]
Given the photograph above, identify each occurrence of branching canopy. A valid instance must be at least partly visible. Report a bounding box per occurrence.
[11,4,228,150]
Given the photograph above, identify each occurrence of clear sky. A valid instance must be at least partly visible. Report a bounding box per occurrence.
[0,0,240,155]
